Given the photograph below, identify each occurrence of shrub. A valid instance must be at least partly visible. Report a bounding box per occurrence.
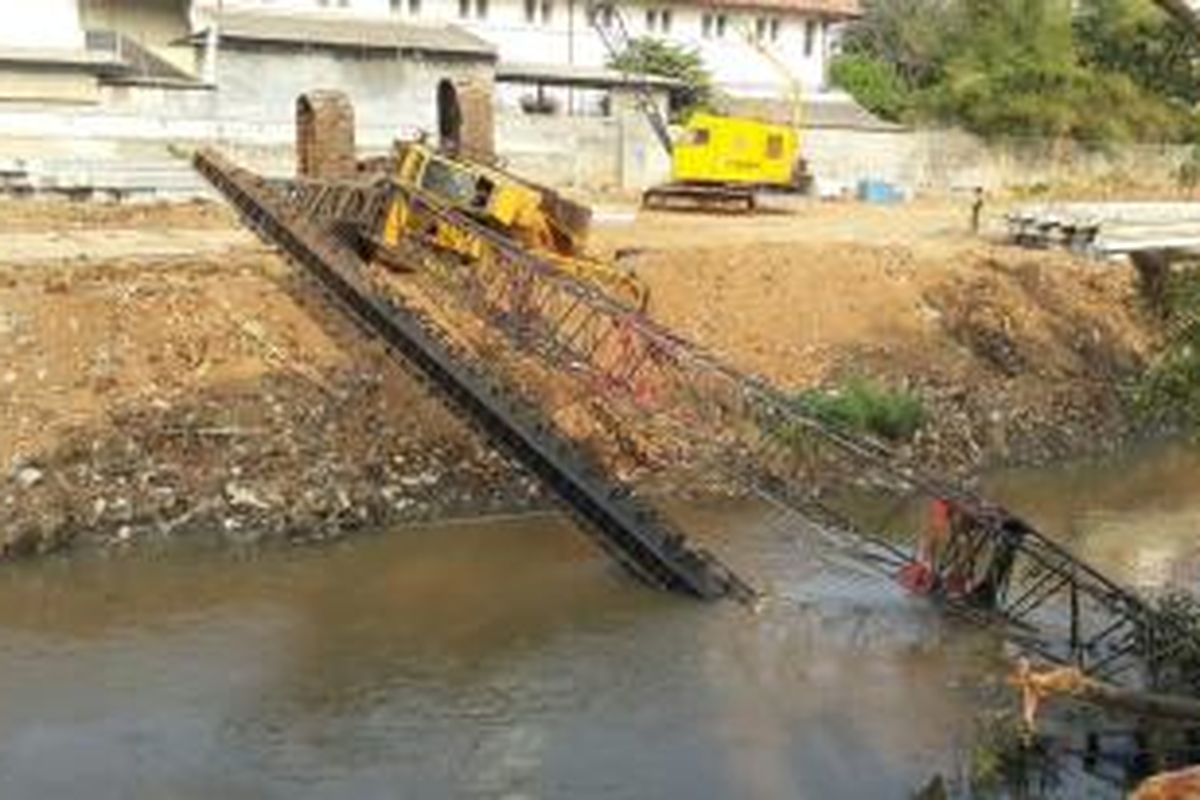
[790,379,927,442]
[1134,266,1200,433]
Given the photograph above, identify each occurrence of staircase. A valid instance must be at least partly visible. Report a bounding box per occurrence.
[85,30,200,85]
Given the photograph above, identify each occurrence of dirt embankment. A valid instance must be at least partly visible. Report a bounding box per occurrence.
[598,206,1155,474]
[0,216,541,558]
[0,197,236,233]
[0,197,1161,557]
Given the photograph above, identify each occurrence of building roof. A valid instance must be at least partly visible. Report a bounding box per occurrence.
[190,10,496,59]
[688,0,861,17]
[497,62,681,90]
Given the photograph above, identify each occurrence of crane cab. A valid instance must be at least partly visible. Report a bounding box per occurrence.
[671,112,800,188]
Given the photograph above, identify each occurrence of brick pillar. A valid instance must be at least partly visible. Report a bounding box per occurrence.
[454,78,495,164]
[296,90,357,181]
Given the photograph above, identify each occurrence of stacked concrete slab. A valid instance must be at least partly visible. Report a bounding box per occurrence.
[0,153,210,201]
[1007,202,1200,255]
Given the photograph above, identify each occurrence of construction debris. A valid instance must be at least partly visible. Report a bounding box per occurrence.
[1010,658,1200,732]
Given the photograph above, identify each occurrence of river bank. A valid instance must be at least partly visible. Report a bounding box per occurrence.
[0,221,544,558]
[0,197,1169,557]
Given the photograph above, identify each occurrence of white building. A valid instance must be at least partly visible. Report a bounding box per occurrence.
[0,0,858,108]
[0,0,85,50]
[190,0,859,98]
[0,0,874,197]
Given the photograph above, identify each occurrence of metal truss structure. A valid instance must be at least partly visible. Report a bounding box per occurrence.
[196,150,1200,693]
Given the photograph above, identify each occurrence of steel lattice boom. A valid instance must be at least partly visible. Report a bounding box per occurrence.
[196,150,1200,693]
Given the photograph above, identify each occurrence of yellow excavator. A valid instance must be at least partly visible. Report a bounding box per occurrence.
[379,139,649,309]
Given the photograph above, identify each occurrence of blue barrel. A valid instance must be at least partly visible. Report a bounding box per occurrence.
[857,179,903,204]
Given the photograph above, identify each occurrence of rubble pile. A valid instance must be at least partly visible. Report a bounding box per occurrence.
[1,367,544,558]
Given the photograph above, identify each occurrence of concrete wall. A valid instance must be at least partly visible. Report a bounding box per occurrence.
[0,44,491,159]
[0,37,670,194]
[804,127,1195,196]
[203,44,492,148]
[495,90,671,192]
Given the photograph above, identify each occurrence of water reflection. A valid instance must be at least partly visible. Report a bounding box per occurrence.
[0,443,1195,797]
[987,441,1200,592]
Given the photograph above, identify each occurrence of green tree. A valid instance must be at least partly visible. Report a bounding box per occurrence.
[842,0,963,88]
[608,38,714,121]
[829,53,911,121]
[923,0,1190,141]
[1075,0,1200,107]
[837,0,1196,143]
[928,0,1087,138]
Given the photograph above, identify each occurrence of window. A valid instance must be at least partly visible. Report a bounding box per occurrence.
[769,18,780,41]
[390,0,401,11]
[420,159,477,206]
[540,0,552,22]
[701,12,712,37]
[589,3,612,27]
[804,19,816,56]
[715,13,726,37]
[459,0,470,17]
[754,16,766,40]
[408,0,421,14]
[475,0,488,18]
[525,0,536,21]
[765,134,783,159]
[644,7,670,33]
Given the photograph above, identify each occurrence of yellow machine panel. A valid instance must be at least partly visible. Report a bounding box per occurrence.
[671,113,799,187]
[380,141,648,309]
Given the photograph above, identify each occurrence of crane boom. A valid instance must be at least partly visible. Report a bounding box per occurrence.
[584,1,674,155]
[738,22,804,131]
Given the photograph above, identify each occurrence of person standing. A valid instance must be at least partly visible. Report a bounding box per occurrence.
[970,186,985,234]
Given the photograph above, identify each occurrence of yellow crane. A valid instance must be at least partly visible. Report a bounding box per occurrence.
[587,1,811,212]
[379,139,649,309]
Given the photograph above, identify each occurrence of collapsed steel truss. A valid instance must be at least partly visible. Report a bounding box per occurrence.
[199,152,1200,692]
[194,149,756,605]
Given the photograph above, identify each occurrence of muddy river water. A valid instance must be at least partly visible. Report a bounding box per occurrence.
[0,444,1197,798]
